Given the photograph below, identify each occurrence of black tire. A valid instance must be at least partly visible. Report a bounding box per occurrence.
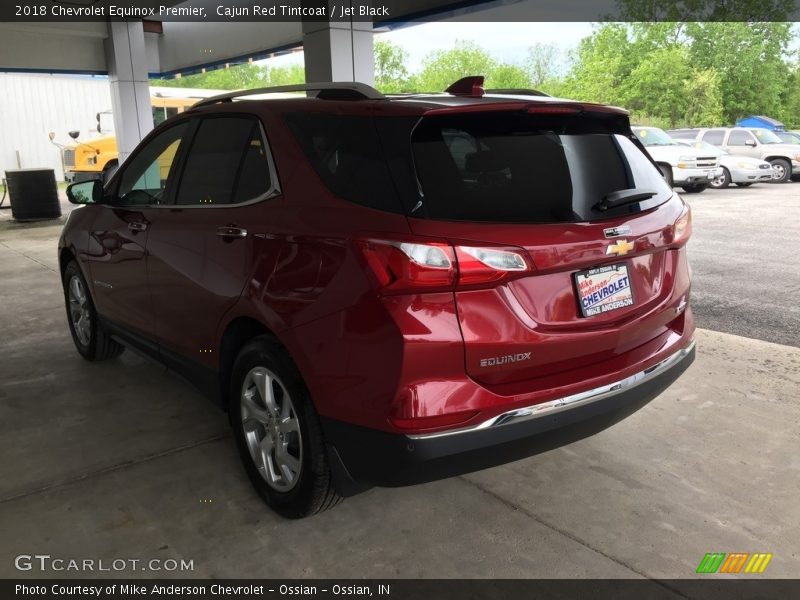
[229,335,342,518]
[735,183,753,187]
[659,164,674,188]
[709,167,731,189]
[681,184,708,194]
[769,158,791,183]
[62,260,124,361]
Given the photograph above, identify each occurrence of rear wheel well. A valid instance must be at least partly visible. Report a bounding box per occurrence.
[763,155,791,164]
[218,317,276,409]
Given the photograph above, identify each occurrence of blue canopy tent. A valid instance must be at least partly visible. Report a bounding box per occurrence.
[735,115,786,131]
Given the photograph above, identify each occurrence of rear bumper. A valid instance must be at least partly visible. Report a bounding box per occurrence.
[324,340,695,493]
[728,166,774,182]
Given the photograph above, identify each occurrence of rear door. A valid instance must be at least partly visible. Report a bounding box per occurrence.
[145,114,283,367]
[407,109,690,387]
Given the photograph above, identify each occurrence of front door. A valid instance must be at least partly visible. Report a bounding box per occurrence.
[725,129,759,159]
[86,121,190,340]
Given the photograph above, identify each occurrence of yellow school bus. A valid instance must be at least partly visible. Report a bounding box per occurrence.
[61,89,215,183]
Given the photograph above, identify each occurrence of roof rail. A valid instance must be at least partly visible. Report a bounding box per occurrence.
[192,82,385,108]
[485,88,550,97]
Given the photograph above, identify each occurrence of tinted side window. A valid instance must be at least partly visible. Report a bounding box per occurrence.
[702,130,725,145]
[116,122,188,206]
[728,130,753,146]
[283,113,404,213]
[175,117,271,206]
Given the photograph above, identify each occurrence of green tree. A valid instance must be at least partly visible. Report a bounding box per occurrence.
[621,45,691,127]
[415,41,498,92]
[374,40,410,92]
[686,22,793,123]
[683,68,725,127]
[777,64,800,128]
[613,0,795,21]
[152,62,304,91]
[263,64,305,87]
[524,43,559,87]
[560,24,632,105]
[152,63,269,90]
[487,64,531,89]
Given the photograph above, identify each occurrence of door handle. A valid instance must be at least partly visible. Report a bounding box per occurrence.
[128,221,148,232]
[216,226,248,240]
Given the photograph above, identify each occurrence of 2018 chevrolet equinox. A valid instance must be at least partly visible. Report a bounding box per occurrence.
[59,77,695,518]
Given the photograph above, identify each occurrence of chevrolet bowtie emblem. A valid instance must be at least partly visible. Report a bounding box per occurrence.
[606,239,634,256]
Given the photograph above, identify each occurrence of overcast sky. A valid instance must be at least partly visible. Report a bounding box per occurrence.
[265,22,594,72]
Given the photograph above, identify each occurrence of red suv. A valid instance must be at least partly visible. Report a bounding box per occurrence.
[60,77,695,518]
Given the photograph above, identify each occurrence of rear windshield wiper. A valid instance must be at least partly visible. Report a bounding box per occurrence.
[593,189,658,212]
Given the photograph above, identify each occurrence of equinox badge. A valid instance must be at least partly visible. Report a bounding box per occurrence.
[480,352,532,368]
[606,239,634,256]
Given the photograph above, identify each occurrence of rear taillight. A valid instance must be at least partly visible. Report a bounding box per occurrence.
[356,237,532,294]
[671,204,692,246]
[356,239,456,293]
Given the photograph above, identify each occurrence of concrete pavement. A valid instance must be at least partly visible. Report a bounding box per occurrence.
[1,210,798,580]
[686,182,800,348]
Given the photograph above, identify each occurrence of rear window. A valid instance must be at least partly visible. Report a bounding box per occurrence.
[412,114,673,223]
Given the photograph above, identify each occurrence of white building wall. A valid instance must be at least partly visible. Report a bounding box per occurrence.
[0,73,112,181]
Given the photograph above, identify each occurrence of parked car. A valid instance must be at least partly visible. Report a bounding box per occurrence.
[59,78,696,518]
[667,127,800,182]
[673,140,775,188]
[632,126,721,193]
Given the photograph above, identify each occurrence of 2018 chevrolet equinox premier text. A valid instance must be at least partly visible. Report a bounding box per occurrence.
[59,77,695,518]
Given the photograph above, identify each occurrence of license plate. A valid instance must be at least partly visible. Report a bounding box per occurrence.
[574,263,634,317]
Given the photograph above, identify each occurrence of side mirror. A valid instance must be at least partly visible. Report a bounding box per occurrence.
[48,132,56,141]
[66,179,102,205]
[68,130,80,140]
[745,139,757,147]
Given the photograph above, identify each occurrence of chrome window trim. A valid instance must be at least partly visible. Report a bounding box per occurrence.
[407,340,695,440]
[111,119,282,211]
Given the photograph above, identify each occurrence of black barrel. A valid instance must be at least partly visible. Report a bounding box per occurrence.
[5,168,61,221]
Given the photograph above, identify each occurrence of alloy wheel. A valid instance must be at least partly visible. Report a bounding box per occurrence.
[68,275,91,346]
[772,164,786,180]
[240,367,303,492]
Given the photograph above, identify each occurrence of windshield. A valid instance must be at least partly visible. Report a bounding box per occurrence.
[410,113,673,224]
[750,129,783,144]
[682,140,725,156]
[776,132,800,145]
[633,127,677,146]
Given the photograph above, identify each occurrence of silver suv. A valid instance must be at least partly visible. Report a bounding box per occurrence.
[669,127,800,183]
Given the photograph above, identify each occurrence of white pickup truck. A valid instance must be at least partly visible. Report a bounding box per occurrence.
[632,126,722,193]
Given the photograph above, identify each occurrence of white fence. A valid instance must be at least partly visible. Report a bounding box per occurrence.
[0,73,112,181]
